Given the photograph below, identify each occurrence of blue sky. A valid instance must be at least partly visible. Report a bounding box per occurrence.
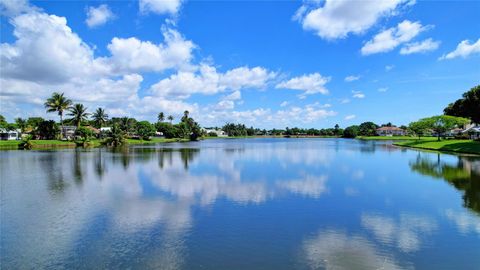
[1,0,479,128]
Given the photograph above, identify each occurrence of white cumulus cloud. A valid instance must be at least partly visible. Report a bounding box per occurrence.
[400,38,440,55]
[439,38,480,60]
[85,4,114,28]
[275,73,331,97]
[361,20,430,55]
[104,28,196,74]
[139,0,183,15]
[149,64,275,99]
[295,0,414,40]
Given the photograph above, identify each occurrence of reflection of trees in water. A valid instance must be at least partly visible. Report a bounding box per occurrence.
[358,140,376,153]
[410,154,480,214]
[109,147,200,171]
[73,149,83,186]
[94,149,106,179]
[179,148,199,170]
[158,149,173,169]
[41,152,66,195]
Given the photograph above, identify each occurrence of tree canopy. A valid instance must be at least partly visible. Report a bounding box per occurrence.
[444,85,480,124]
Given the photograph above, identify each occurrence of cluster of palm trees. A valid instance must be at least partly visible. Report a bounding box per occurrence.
[157,112,174,124]
[44,92,109,138]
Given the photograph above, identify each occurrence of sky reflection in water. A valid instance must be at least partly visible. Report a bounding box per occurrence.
[1,138,479,269]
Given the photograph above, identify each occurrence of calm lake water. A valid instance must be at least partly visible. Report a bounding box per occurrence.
[1,138,479,269]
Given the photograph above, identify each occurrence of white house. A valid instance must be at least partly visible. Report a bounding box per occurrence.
[463,126,480,140]
[0,128,20,140]
[203,128,228,137]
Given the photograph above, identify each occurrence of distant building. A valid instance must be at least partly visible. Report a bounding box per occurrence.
[61,126,77,139]
[0,128,20,140]
[203,128,227,137]
[376,126,406,136]
[463,126,480,140]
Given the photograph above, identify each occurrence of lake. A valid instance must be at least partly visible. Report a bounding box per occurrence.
[1,138,479,269]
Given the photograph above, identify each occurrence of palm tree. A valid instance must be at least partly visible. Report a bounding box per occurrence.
[167,115,174,124]
[67,103,90,128]
[15,118,27,133]
[181,110,189,122]
[44,92,72,138]
[158,112,165,123]
[92,108,109,128]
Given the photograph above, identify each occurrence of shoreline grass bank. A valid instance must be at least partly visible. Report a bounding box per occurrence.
[0,138,190,150]
[393,139,480,155]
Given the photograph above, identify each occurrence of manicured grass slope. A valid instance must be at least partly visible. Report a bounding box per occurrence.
[394,139,480,154]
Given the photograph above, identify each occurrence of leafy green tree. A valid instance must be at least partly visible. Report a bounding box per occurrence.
[158,112,165,123]
[15,118,27,133]
[444,85,480,124]
[67,103,90,128]
[119,117,137,134]
[44,92,72,138]
[35,120,59,139]
[413,115,469,141]
[136,121,156,140]
[92,108,108,128]
[75,127,94,144]
[334,124,341,136]
[0,115,7,128]
[167,115,174,124]
[156,122,177,138]
[408,120,430,139]
[358,122,378,136]
[26,117,44,130]
[104,125,126,147]
[343,125,360,138]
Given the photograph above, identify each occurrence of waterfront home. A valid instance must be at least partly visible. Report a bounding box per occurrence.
[0,128,20,140]
[203,128,228,137]
[445,128,464,137]
[376,126,406,136]
[463,126,480,140]
[61,126,77,139]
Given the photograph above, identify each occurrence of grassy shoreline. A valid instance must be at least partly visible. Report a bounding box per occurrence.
[0,137,190,149]
[393,139,480,155]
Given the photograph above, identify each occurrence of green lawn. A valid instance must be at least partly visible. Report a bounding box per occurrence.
[357,136,435,141]
[0,137,189,149]
[394,139,480,155]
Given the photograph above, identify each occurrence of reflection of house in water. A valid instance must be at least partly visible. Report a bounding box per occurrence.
[410,154,480,214]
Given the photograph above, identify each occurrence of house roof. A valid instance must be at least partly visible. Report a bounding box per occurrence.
[463,127,480,133]
[376,126,404,131]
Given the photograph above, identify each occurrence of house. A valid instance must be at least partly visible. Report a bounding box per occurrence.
[202,128,228,137]
[445,128,464,137]
[463,126,480,140]
[376,126,406,136]
[61,126,77,139]
[0,128,20,140]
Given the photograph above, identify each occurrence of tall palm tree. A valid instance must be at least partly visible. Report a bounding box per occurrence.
[44,92,72,138]
[15,118,27,133]
[92,108,109,128]
[68,103,90,128]
[158,112,165,123]
[181,110,189,122]
[167,115,174,124]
